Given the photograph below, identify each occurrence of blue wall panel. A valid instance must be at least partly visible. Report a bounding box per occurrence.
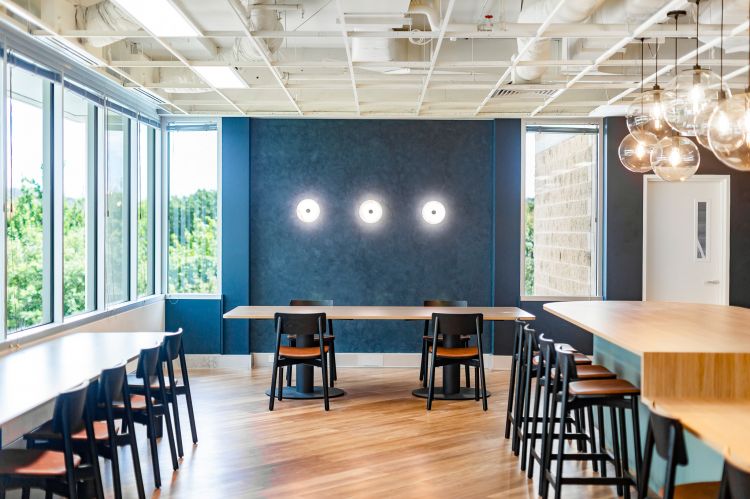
[248,119,494,352]
[166,298,222,354]
[221,118,252,354]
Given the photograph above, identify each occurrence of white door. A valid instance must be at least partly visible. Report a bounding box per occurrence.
[643,175,730,305]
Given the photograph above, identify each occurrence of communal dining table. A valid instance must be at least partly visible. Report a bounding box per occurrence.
[224,305,535,401]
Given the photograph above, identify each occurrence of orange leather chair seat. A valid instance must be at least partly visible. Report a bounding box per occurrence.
[429,346,479,358]
[550,364,616,380]
[28,420,116,442]
[534,353,592,366]
[113,394,156,411]
[568,379,640,397]
[279,345,329,359]
[0,449,80,476]
[672,481,722,499]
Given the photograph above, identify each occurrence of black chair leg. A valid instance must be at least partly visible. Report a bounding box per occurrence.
[125,412,146,499]
[474,367,479,401]
[630,397,643,491]
[269,359,279,411]
[328,340,337,385]
[587,405,599,473]
[158,382,180,471]
[553,396,569,499]
[618,407,632,499]
[170,394,184,459]
[610,407,624,497]
[419,338,427,382]
[278,367,284,401]
[426,358,437,410]
[597,405,608,478]
[145,408,161,488]
[182,383,198,445]
[21,488,30,499]
[286,363,292,387]
[321,358,330,411]
[504,332,520,439]
[106,417,123,499]
[526,377,543,478]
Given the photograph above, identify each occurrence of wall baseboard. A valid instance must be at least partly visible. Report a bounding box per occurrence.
[185,354,253,370]
[249,352,512,371]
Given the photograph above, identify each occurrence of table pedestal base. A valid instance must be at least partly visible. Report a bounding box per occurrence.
[411,387,492,400]
[265,386,346,399]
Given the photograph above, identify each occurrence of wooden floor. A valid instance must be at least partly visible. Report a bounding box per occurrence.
[21,368,624,498]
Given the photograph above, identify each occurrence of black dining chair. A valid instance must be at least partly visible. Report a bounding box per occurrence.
[425,313,487,411]
[25,363,146,499]
[288,300,337,387]
[0,382,103,499]
[721,458,750,498]
[640,407,721,498]
[124,344,179,489]
[419,300,470,389]
[128,329,198,459]
[270,312,331,411]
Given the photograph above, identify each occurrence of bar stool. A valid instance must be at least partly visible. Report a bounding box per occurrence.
[524,332,616,477]
[270,312,331,411]
[504,320,526,441]
[425,313,487,411]
[0,382,103,499]
[288,300,337,388]
[125,344,179,489]
[418,300,470,389]
[25,363,146,499]
[721,458,750,498]
[542,350,643,499]
[128,329,198,459]
[640,407,721,499]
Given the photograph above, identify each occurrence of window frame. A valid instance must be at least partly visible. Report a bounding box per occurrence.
[163,118,222,298]
[519,118,604,301]
[136,122,157,298]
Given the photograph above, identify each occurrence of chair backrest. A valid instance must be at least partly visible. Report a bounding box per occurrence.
[431,313,483,340]
[290,299,333,306]
[641,408,689,499]
[98,362,128,405]
[51,381,90,435]
[723,459,750,498]
[275,313,326,338]
[537,333,556,371]
[557,350,581,386]
[136,343,163,379]
[424,300,468,308]
[162,329,184,362]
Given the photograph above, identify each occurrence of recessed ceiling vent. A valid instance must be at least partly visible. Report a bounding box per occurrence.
[491,88,558,99]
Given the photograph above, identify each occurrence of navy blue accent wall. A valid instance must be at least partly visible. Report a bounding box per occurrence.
[248,119,494,352]
[493,120,523,355]
[221,118,252,354]
[165,298,222,354]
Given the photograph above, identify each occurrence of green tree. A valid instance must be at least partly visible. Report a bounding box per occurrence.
[524,198,535,296]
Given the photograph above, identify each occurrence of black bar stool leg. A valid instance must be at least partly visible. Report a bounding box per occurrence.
[597,405,608,478]
[630,396,643,490]
[278,367,284,401]
[125,411,146,499]
[587,405,599,473]
[526,375,543,478]
[610,407,624,497]
[504,323,522,439]
[618,407,632,499]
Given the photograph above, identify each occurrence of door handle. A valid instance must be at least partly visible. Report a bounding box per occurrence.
[705,280,720,285]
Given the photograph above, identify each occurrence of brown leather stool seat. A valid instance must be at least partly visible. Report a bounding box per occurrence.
[568,379,640,397]
[279,345,330,359]
[670,482,722,499]
[0,450,81,477]
[429,346,479,358]
[534,352,591,366]
[551,364,616,380]
[112,394,155,411]
[26,420,116,442]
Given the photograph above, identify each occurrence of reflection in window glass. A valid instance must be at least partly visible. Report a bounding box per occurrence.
[6,65,52,332]
[137,123,155,296]
[63,89,96,316]
[523,125,599,297]
[105,110,129,305]
[697,201,708,260]
[168,128,218,293]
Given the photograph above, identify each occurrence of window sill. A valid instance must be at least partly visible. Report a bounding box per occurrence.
[166,293,222,300]
[520,296,603,302]
[0,295,166,352]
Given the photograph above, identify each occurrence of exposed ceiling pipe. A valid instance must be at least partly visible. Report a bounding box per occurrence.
[75,0,140,48]
[408,0,440,31]
[513,0,607,83]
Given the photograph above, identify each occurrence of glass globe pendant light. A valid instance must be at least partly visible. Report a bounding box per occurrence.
[695,0,730,149]
[664,0,726,136]
[651,133,701,181]
[619,39,657,173]
[707,0,750,171]
[626,38,674,140]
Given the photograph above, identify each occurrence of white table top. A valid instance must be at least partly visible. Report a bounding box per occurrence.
[0,332,165,426]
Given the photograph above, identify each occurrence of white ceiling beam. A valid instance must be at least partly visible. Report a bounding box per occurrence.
[335,0,360,115]
[474,0,570,116]
[531,0,689,117]
[602,19,750,109]
[415,0,456,115]
[226,0,302,115]
[39,24,741,40]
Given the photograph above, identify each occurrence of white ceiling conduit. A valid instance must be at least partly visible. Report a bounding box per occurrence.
[699,0,749,53]
[75,0,140,48]
[513,0,607,83]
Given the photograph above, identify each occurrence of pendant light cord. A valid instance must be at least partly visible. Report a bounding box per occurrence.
[655,38,659,87]
[747,0,750,92]
[695,0,700,68]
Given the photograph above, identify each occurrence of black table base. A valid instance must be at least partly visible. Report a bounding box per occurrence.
[265,386,346,399]
[411,387,491,400]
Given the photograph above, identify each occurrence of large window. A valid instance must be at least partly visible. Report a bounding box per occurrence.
[137,123,155,297]
[167,124,218,294]
[522,123,601,298]
[5,63,53,333]
[63,88,96,316]
[105,109,130,305]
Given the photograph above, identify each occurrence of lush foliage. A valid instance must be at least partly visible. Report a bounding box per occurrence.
[524,198,535,296]
[168,189,218,293]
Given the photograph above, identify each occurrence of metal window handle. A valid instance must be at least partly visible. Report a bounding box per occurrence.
[705,280,720,285]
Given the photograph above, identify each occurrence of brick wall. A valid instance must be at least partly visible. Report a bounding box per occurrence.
[532,134,594,296]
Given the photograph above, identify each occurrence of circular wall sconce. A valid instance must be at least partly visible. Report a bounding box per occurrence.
[296,199,320,223]
[359,200,383,224]
[422,201,446,224]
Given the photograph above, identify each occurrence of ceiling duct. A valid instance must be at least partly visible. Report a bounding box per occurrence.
[350,0,413,63]
[76,0,140,48]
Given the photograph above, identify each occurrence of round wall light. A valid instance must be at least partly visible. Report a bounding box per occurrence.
[422,201,446,224]
[296,199,320,223]
[359,200,383,224]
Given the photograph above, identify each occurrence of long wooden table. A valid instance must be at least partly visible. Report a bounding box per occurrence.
[544,300,750,467]
[225,305,535,400]
[0,332,166,428]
